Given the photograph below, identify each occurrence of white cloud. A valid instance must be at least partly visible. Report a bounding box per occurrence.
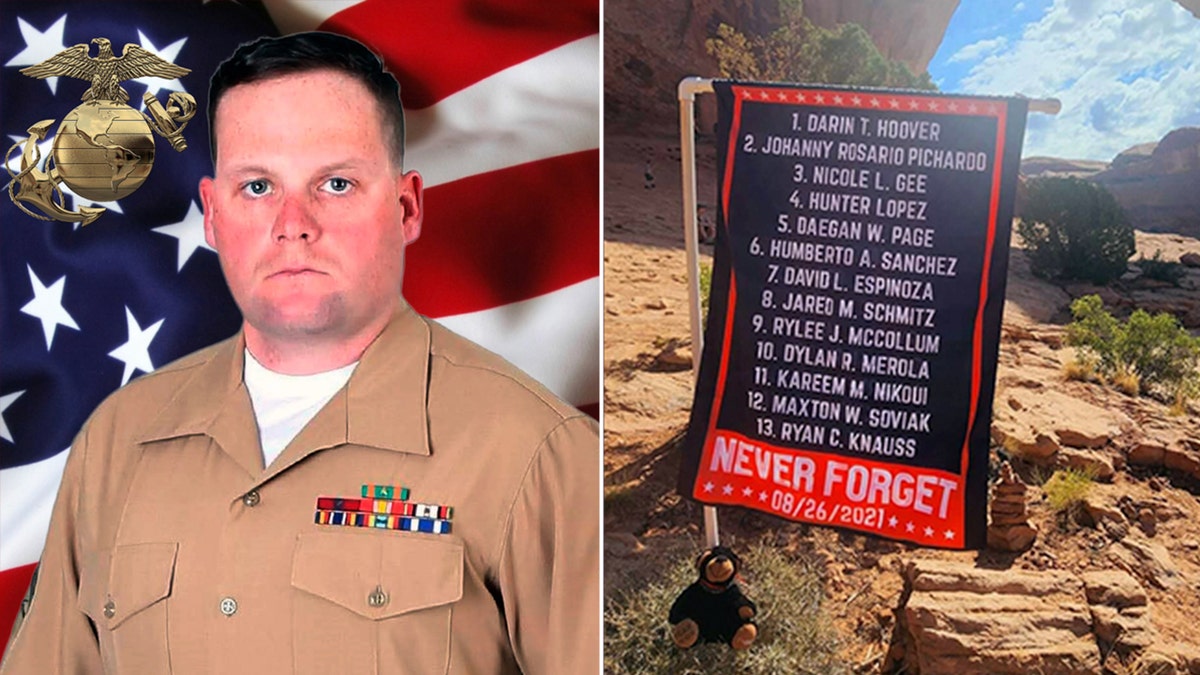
[1015,2,1026,11]
[955,0,1200,160]
[948,36,1009,63]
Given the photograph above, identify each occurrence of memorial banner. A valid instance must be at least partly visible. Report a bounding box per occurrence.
[679,81,1028,549]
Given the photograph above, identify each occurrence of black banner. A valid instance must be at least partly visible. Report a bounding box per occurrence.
[679,81,1028,549]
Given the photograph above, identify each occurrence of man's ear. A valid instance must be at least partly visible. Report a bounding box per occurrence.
[199,176,218,250]
[398,170,423,245]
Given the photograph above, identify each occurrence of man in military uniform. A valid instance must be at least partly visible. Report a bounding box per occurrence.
[1,32,599,674]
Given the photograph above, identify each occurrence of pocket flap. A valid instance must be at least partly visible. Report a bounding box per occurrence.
[79,542,178,630]
[292,531,463,620]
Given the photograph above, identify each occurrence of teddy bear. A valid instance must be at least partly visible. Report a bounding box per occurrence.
[668,546,758,650]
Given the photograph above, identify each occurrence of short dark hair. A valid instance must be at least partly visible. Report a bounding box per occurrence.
[207,32,405,166]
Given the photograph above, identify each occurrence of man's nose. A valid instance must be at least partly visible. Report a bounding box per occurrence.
[271,194,320,242]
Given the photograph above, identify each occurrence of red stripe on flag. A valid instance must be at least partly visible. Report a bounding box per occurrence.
[403,149,598,318]
[321,0,598,109]
[0,563,36,659]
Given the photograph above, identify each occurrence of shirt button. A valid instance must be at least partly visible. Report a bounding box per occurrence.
[219,597,238,617]
[242,490,260,507]
[367,586,388,608]
[103,600,116,618]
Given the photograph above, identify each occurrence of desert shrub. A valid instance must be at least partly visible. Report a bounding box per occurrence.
[1062,357,1098,383]
[1043,468,1095,514]
[699,260,713,314]
[605,541,848,675]
[1135,250,1186,286]
[706,0,935,90]
[1067,294,1200,404]
[1016,177,1135,284]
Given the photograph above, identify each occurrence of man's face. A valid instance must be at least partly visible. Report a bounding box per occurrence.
[200,69,421,347]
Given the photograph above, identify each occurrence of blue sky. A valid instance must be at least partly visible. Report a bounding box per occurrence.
[927,0,1200,161]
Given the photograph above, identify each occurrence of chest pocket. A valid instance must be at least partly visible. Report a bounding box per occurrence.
[78,542,178,674]
[291,530,463,675]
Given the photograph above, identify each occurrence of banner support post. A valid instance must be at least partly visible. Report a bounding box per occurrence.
[679,76,718,548]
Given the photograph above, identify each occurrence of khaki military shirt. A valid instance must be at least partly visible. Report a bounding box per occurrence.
[1,303,600,674]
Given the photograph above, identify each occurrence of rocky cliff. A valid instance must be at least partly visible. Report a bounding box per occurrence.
[605,0,959,134]
[1090,128,1200,238]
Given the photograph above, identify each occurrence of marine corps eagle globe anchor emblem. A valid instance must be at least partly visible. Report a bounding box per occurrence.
[4,37,197,226]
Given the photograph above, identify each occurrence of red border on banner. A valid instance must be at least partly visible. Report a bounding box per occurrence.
[695,85,1010,548]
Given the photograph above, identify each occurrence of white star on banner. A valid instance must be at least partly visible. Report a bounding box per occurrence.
[703,481,714,492]
[758,491,768,501]
[905,522,915,533]
[722,484,733,495]
[833,95,843,104]
[5,15,68,94]
[742,486,753,496]
[21,265,79,349]
[815,94,825,104]
[0,390,25,443]
[108,306,164,386]
[153,200,214,271]
[923,526,935,537]
[869,97,880,107]
[132,30,188,104]
[888,515,898,528]
[944,529,956,540]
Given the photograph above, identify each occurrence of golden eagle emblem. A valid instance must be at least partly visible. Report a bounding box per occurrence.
[19,37,191,104]
[5,37,196,226]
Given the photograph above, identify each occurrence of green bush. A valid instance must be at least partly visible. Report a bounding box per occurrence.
[1042,468,1095,525]
[706,0,935,90]
[1016,177,1135,284]
[605,541,848,675]
[1067,294,1200,404]
[1135,250,1186,286]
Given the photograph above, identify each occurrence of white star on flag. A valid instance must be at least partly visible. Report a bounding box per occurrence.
[21,265,79,349]
[108,306,164,386]
[0,391,25,443]
[59,183,123,222]
[132,30,188,104]
[722,484,733,495]
[6,134,53,174]
[153,200,214,271]
[703,481,714,492]
[4,15,68,94]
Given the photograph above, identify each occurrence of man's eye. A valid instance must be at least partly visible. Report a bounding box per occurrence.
[242,180,271,197]
[323,177,352,194]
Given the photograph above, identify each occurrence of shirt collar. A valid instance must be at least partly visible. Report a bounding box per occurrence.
[138,301,432,460]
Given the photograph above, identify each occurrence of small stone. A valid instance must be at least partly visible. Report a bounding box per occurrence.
[1138,508,1157,536]
[1180,251,1200,268]
[643,298,667,310]
[993,483,1028,497]
[987,523,1037,551]
[991,512,1031,526]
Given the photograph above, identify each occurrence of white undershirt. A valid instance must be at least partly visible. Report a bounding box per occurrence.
[243,349,358,467]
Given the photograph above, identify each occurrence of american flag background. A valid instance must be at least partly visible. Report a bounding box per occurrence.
[0,0,599,652]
